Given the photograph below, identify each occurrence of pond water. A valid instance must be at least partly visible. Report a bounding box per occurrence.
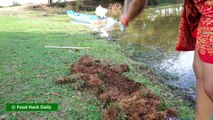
[106,5,196,99]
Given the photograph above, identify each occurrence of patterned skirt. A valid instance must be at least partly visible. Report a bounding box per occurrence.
[196,1,213,63]
[176,0,213,64]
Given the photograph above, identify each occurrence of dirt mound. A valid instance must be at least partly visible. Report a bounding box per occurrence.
[27,4,49,11]
[56,56,178,120]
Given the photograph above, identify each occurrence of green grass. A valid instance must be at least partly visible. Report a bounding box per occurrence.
[0,11,128,119]
[0,10,194,119]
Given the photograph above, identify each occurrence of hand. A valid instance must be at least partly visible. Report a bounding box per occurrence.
[120,14,129,26]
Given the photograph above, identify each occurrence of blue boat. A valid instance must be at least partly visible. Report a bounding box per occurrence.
[66,10,108,26]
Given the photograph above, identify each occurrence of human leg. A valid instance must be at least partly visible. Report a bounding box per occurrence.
[202,61,213,102]
[193,50,213,120]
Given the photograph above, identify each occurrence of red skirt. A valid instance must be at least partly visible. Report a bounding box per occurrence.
[176,0,213,64]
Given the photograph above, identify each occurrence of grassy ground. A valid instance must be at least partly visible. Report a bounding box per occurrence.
[0,6,194,119]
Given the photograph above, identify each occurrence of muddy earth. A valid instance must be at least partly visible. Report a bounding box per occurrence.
[56,56,178,120]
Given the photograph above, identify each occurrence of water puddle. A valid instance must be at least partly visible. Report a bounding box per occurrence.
[157,51,195,89]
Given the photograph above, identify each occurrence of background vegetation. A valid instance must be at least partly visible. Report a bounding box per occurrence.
[92,0,183,6]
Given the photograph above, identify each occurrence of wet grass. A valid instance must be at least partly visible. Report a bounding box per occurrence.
[0,8,194,119]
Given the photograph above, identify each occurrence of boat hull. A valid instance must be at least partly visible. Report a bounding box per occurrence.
[66,10,107,26]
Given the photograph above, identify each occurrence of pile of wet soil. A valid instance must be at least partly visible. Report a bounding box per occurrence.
[56,56,177,120]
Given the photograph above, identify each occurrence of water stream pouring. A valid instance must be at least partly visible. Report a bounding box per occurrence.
[120,0,132,33]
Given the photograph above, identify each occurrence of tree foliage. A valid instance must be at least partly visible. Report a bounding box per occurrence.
[94,0,183,6]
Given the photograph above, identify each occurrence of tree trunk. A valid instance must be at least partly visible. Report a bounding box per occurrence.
[48,0,53,5]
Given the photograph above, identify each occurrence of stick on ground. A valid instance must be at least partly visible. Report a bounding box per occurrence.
[45,46,90,49]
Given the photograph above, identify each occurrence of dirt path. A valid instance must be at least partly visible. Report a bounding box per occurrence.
[0,5,27,12]
[56,56,178,120]
[0,5,32,17]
